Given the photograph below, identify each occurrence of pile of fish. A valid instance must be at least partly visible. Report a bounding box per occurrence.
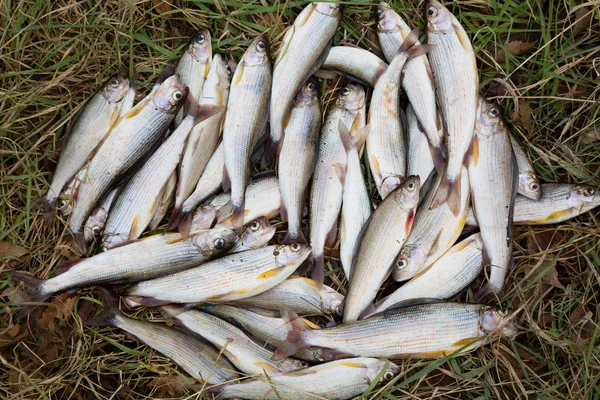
[8,1,599,398]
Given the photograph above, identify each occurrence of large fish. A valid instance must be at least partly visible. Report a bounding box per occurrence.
[310,83,366,285]
[426,0,479,215]
[161,307,308,376]
[268,2,341,159]
[222,34,272,231]
[376,2,444,173]
[468,98,517,294]
[124,244,311,306]
[173,29,212,127]
[33,73,135,223]
[321,46,387,86]
[173,54,231,214]
[275,301,518,361]
[465,183,600,226]
[208,358,400,400]
[85,289,237,385]
[343,176,420,323]
[279,79,321,243]
[509,131,541,200]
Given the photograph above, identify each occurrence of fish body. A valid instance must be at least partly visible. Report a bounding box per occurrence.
[279,80,321,243]
[83,186,119,244]
[321,46,387,86]
[57,163,89,218]
[509,131,541,200]
[406,104,435,184]
[344,176,420,323]
[147,171,177,231]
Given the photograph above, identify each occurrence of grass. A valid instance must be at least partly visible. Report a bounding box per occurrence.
[1,0,599,399]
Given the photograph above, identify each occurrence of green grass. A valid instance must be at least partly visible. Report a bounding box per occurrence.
[1,0,599,399]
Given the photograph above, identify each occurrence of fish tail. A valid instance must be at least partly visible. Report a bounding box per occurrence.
[229,204,245,233]
[311,253,325,289]
[5,273,51,319]
[338,120,370,153]
[166,205,183,231]
[204,384,228,399]
[261,136,277,169]
[85,288,119,327]
[429,142,446,175]
[431,173,461,216]
[272,307,310,361]
[177,211,194,240]
[32,194,56,225]
[72,231,89,255]
[282,230,308,246]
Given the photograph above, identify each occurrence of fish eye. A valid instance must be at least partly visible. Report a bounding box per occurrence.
[341,87,351,96]
[487,108,499,118]
[172,90,183,101]
[306,82,315,91]
[214,238,226,249]
[529,182,539,191]
[110,78,120,87]
[384,371,394,380]
[290,243,301,252]
[58,199,68,209]
[301,361,309,368]
[257,41,266,51]
[226,65,232,76]
[407,182,416,190]
[427,6,438,17]
[92,226,102,236]
[195,33,205,44]
[585,187,595,196]
[396,259,407,269]
[336,305,344,315]
[375,9,385,21]
[250,221,260,231]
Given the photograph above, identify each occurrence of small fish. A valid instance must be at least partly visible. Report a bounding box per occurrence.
[222,34,272,232]
[465,183,600,226]
[83,186,119,245]
[33,73,135,224]
[229,217,276,253]
[344,176,420,323]
[173,28,212,127]
[509,131,541,200]
[85,289,237,385]
[208,358,400,400]
[124,244,311,306]
[321,46,387,86]
[274,301,518,361]
[161,307,308,376]
[426,0,479,215]
[268,2,341,160]
[230,276,344,317]
[57,163,89,218]
[279,79,321,244]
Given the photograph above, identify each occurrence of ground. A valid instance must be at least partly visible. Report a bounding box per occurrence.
[0,0,599,399]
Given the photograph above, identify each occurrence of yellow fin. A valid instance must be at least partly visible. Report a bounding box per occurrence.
[339,361,366,368]
[298,4,315,26]
[165,236,184,245]
[258,268,283,280]
[233,62,245,86]
[527,208,572,224]
[124,99,148,119]
[452,337,480,347]
[254,362,277,373]
[302,318,320,329]
[420,350,451,358]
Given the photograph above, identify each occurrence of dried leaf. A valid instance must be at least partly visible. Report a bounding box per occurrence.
[495,40,537,63]
[0,241,28,268]
[568,304,595,349]
[572,7,592,36]
[151,0,172,14]
[512,99,532,131]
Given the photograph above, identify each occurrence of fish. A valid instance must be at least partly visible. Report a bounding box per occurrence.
[392,166,469,282]
[343,176,420,323]
[268,2,341,160]
[278,79,322,244]
[467,98,517,295]
[465,183,600,226]
[229,217,276,253]
[367,234,483,318]
[101,105,206,250]
[33,73,135,224]
[367,30,433,199]
[509,131,541,200]
[230,276,344,317]
[203,304,324,362]
[9,226,238,311]
[338,122,371,280]
[406,104,436,184]
[320,46,387,86]
[222,34,272,232]
[173,54,231,214]
[274,301,518,361]
[173,28,212,127]
[376,2,445,173]
[56,163,89,218]
[426,0,479,215]
[161,307,308,376]
[310,83,366,285]
[83,186,119,245]
[66,74,192,247]
[147,171,177,231]
[208,357,400,399]
[85,289,237,385]
[124,244,311,306]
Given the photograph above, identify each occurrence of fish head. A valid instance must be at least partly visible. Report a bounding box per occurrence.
[189,28,212,62]
[101,233,127,252]
[103,73,131,103]
[519,171,541,200]
[367,360,400,383]
[191,225,239,257]
[273,243,312,268]
[474,98,506,138]
[210,54,232,90]
[569,185,600,209]
[245,34,271,66]
[392,245,426,281]
[376,2,396,32]
[480,308,519,337]
[191,204,218,231]
[320,285,345,316]
[152,74,189,114]
[293,78,319,108]
[83,207,109,244]
[337,83,365,112]
[278,358,309,373]
[315,2,340,17]
[241,217,276,249]
[56,196,74,217]
[380,174,403,199]
[425,0,453,33]
[391,175,420,212]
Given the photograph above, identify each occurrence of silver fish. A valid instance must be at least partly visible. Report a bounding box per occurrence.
[173,54,231,214]
[229,217,276,253]
[468,98,517,294]
[279,79,321,243]
[83,186,119,244]
[509,131,541,200]
[57,163,89,218]
[269,2,341,157]
[147,171,177,231]
[33,73,135,224]
[344,176,420,323]
[222,34,272,231]
[174,29,212,127]
[125,244,311,306]
[85,289,237,385]
[426,0,479,215]
[406,104,435,184]
[321,46,387,86]
[230,276,344,317]
[275,302,518,361]
[161,307,308,376]
[310,83,366,285]
[211,358,400,400]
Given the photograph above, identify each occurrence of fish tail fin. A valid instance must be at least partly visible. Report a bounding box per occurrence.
[431,173,461,216]
[311,253,325,289]
[272,307,310,360]
[429,143,446,175]
[32,194,56,225]
[72,231,89,255]
[166,205,183,231]
[194,104,223,126]
[85,288,119,327]
[339,120,370,154]
[203,383,228,399]
[177,211,194,240]
[229,204,244,233]
[282,230,307,246]
[6,273,50,319]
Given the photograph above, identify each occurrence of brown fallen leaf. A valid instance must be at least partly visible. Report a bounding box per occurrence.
[571,7,593,36]
[495,40,537,63]
[0,241,28,268]
[512,99,532,131]
[151,0,172,14]
[568,303,595,353]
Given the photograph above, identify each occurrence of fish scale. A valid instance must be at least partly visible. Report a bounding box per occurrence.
[321,46,387,86]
